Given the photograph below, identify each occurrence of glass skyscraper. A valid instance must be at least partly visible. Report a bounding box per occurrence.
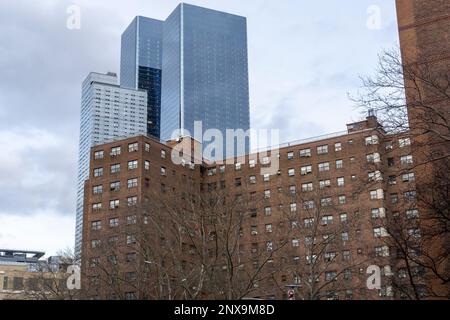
[160,4,250,158]
[120,16,163,138]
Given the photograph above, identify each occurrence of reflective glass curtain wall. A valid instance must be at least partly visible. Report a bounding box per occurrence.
[161,4,250,158]
[121,16,163,138]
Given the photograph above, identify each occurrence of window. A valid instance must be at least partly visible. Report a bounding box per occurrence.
[321,197,332,207]
[91,220,101,230]
[366,153,380,163]
[265,224,273,233]
[235,162,242,171]
[126,252,137,263]
[145,143,150,152]
[288,168,295,177]
[127,178,138,189]
[319,179,331,189]
[400,155,413,165]
[299,148,311,157]
[93,185,103,195]
[321,215,333,226]
[292,239,300,247]
[317,145,329,155]
[264,189,271,199]
[305,236,314,245]
[402,172,415,182]
[336,159,343,169]
[127,215,137,225]
[290,203,297,212]
[287,151,294,160]
[343,250,351,261]
[160,150,166,159]
[404,190,417,201]
[325,271,337,281]
[128,142,138,152]
[388,175,397,185]
[398,268,407,279]
[324,252,336,262]
[335,142,342,152]
[94,150,104,159]
[370,189,384,200]
[388,157,395,167]
[109,218,119,228]
[93,167,103,177]
[249,175,256,184]
[318,162,330,172]
[89,257,99,268]
[92,203,102,211]
[374,227,388,238]
[391,193,399,204]
[263,174,270,182]
[341,232,349,241]
[264,207,272,216]
[406,209,419,219]
[266,241,273,252]
[375,245,390,257]
[110,164,120,174]
[408,228,421,238]
[303,200,315,209]
[365,135,379,145]
[246,159,256,168]
[235,178,242,187]
[340,213,348,223]
[302,182,313,192]
[90,239,101,249]
[291,221,300,229]
[107,236,119,246]
[144,160,150,171]
[301,165,312,175]
[109,199,120,209]
[128,196,138,206]
[337,177,345,187]
[368,171,382,182]
[262,157,270,165]
[110,146,121,156]
[126,234,136,245]
[371,208,386,219]
[207,168,217,176]
[306,255,317,265]
[128,160,138,170]
[125,292,137,300]
[304,218,315,228]
[110,181,120,192]
[251,226,258,236]
[289,185,296,194]
[399,137,411,148]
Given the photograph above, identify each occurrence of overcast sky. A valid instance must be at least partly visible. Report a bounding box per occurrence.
[0,0,399,256]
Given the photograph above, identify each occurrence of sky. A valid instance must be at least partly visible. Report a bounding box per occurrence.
[0,0,399,256]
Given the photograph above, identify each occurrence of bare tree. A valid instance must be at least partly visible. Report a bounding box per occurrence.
[268,176,373,300]
[351,48,450,298]
[24,248,82,300]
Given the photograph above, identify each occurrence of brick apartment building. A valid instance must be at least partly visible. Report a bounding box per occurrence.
[79,1,448,300]
[81,115,425,300]
[396,0,450,298]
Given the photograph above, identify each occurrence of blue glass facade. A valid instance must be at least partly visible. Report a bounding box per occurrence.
[161,4,250,158]
[120,16,163,138]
